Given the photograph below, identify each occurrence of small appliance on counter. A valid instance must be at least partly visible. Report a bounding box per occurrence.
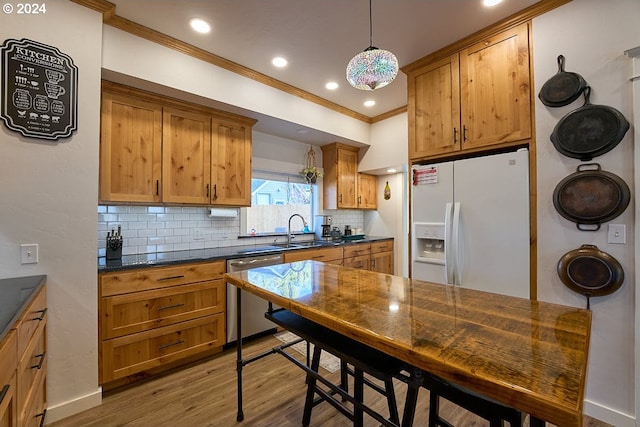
[106,226,123,260]
[330,226,342,241]
[315,215,333,241]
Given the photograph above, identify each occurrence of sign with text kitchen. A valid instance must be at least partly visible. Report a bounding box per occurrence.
[1,38,78,140]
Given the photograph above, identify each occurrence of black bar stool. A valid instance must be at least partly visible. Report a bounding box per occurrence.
[423,372,524,427]
[266,309,411,427]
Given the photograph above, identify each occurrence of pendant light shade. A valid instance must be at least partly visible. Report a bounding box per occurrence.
[346,0,398,91]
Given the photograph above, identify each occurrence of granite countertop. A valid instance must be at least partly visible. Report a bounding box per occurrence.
[98,236,393,273]
[0,275,46,342]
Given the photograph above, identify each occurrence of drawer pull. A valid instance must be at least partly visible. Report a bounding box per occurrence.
[31,352,46,369]
[0,384,9,405]
[159,340,184,351]
[312,255,324,259]
[31,308,47,321]
[157,275,185,282]
[157,303,185,312]
[36,408,47,427]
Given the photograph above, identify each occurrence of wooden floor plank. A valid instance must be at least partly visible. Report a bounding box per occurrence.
[50,335,612,427]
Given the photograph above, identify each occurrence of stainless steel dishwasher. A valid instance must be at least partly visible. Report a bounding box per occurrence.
[226,252,283,344]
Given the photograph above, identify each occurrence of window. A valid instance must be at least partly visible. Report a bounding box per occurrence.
[244,174,314,235]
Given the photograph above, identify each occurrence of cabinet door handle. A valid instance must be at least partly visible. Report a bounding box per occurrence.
[0,384,9,406]
[463,125,468,142]
[36,409,47,427]
[31,352,46,370]
[31,308,47,321]
[157,303,185,312]
[339,194,342,203]
[453,127,458,144]
[358,195,362,204]
[159,340,184,351]
[157,275,185,282]
[206,184,210,198]
[213,184,218,201]
[156,180,160,196]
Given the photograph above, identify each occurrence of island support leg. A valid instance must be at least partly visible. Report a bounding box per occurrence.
[236,287,244,422]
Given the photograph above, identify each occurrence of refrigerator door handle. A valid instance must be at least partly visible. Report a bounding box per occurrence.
[452,202,462,286]
[444,202,454,285]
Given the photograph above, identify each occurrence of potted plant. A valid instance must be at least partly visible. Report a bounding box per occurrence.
[300,166,322,184]
[300,146,322,184]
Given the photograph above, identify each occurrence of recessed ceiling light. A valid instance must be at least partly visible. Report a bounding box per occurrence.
[189,18,211,34]
[296,129,309,134]
[272,57,288,68]
[325,81,339,90]
[387,168,397,173]
[364,100,376,107]
[483,0,503,6]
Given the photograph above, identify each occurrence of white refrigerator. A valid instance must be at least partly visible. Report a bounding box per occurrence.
[411,149,530,298]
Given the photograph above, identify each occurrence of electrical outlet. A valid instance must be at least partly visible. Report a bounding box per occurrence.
[20,243,39,264]
[607,224,626,244]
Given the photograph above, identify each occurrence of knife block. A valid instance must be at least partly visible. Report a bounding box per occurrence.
[106,235,123,260]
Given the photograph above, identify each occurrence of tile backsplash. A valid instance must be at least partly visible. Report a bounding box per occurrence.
[98,205,364,256]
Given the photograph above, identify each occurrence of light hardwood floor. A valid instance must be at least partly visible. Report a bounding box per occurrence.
[50,335,612,427]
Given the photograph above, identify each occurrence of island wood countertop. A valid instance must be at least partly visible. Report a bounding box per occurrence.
[224,261,592,427]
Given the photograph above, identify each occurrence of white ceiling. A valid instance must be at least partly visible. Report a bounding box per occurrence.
[106,0,539,144]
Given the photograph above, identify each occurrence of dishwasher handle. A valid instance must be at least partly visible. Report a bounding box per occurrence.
[228,255,283,270]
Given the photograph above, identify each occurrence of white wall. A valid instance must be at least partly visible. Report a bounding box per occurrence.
[0,2,103,423]
[533,1,639,425]
[360,112,408,173]
[364,172,408,277]
[101,26,371,147]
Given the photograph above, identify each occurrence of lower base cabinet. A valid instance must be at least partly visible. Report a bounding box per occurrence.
[99,261,226,385]
[0,282,47,427]
[371,240,394,274]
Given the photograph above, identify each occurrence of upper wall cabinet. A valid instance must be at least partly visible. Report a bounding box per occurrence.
[100,92,163,203]
[407,23,531,160]
[322,143,359,209]
[99,82,256,206]
[211,118,252,207]
[162,107,212,205]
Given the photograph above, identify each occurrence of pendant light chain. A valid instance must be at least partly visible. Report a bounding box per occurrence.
[368,0,373,47]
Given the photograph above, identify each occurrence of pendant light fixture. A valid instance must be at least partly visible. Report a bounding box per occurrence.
[346,0,398,91]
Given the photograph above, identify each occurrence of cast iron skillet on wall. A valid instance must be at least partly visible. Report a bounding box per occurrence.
[553,163,630,231]
[550,87,630,161]
[557,244,624,309]
[538,55,588,107]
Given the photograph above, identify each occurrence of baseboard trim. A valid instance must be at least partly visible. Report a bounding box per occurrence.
[584,399,635,427]
[44,387,102,424]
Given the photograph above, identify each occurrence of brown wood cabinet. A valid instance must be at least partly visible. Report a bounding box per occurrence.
[0,331,17,427]
[322,143,359,209]
[15,287,47,427]
[343,244,371,270]
[99,261,226,385]
[370,240,394,274]
[100,82,256,206]
[406,23,531,160]
[211,118,252,207]
[283,247,343,265]
[357,174,377,210]
[162,107,212,205]
[99,91,163,203]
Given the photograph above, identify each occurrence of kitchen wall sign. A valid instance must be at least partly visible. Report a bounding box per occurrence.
[1,38,78,141]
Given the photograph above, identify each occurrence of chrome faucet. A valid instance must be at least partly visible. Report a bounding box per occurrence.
[288,214,308,246]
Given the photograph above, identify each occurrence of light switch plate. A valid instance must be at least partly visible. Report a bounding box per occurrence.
[607,224,626,244]
[20,243,39,264]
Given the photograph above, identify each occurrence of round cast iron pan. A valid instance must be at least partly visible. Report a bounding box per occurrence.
[538,55,588,107]
[557,244,624,308]
[553,163,630,231]
[550,87,630,161]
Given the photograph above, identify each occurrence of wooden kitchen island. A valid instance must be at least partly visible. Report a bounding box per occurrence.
[224,261,591,427]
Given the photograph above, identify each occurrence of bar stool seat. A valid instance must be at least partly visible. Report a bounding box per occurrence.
[266,309,409,427]
[423,372,524,427]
